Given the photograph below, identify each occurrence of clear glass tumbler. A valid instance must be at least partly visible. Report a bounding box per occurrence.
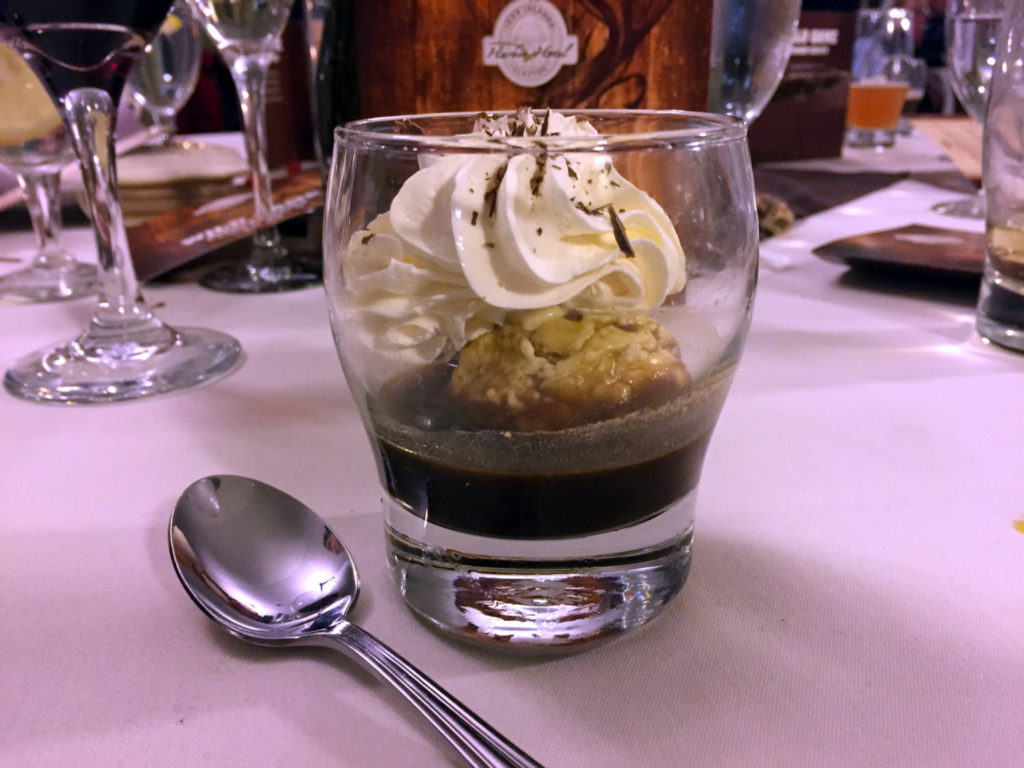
[979,0,1024,351]
[845,9,916,149]
[324,110,758,649]
[844,70,910,149]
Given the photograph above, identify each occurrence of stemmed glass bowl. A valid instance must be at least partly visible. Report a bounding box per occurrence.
[708,0,801,123]
[0,42,96,303]
[323,109,758,649]
[934,0,1004,219]
[126,0,202,146]
[186,0,320,293]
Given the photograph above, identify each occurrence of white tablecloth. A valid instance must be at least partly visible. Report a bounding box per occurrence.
[1,133,1021,768]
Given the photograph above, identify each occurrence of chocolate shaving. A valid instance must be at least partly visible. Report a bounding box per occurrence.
[608,207,635,257]
[565,161,578,181]
[484,160,509,217]
[574,202,635,258]
[540,108,551,136]
[361,233,375,245]
[395,119,424,135]
[471,211,478,226]
[529,155,546,197]
[574,201,601,216]
[512,107,532,136]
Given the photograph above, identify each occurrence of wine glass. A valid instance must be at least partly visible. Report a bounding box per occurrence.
[0,3,242,403]
[852,7,917,81]
[933,0,1004,219]
[185,0,320,293]
[894,55,929,134]
[707,0,802,122]
[125,0,202,146]
[0,42,96,303]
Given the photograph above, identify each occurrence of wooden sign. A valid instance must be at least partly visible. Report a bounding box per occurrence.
[351,0,712,115]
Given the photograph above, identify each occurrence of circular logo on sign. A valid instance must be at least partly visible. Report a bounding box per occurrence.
[482,0,579,88]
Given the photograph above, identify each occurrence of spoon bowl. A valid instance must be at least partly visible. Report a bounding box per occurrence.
[171,475,357,644]
[170,474,542,768]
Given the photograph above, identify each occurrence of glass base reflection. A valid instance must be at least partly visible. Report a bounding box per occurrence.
[0,260,97,303]
[932,191,985,220]
[199,257,321,294]
[3,319,242,403]
[385,491,696,650]
[977,266,1024,353]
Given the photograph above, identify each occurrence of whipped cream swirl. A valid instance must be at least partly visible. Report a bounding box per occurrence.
[342,110,686,364]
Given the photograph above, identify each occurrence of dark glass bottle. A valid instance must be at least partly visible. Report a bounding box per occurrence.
[266,0,317,171]
[314,0,360,167]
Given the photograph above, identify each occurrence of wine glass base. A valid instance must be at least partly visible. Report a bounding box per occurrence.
[199,258,322,294]
[3,324,243,404]
[932,194,985,219]
[844,126,897,149]
[0,261,98,304]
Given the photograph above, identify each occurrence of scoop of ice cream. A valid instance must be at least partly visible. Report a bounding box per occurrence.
[341,109,686,364]
[449,307,689,431]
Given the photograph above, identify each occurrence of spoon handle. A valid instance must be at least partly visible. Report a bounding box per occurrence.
[319,621,544,768]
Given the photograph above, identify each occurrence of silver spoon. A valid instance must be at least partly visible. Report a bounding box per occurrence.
[169,474,543,768]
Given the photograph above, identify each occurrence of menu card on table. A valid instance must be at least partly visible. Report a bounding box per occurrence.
[813,223,985,277]
[748,0,860,163]
[126,170,324,281]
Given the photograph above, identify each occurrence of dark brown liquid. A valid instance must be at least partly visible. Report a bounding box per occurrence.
[372,361,732,540]
[378,432,711,539]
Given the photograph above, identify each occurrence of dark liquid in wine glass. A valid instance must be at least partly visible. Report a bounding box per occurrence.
[0,1,173,98]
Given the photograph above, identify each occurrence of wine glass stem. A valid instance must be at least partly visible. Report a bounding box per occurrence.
[153,112,177,146]
[226,52,276,235]
[17,169,70,269]
[62,88,151,328]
